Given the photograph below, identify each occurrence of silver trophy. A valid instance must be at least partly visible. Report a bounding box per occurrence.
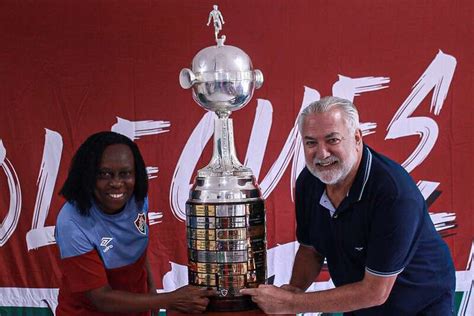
[179,5,266,312]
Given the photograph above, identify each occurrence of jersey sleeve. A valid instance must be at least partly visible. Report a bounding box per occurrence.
[366,197,423,277]
[55,214,94,259]
[60,250,109,293]
[55,209,108,292]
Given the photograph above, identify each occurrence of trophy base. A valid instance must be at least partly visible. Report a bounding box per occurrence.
[207,296,260,312]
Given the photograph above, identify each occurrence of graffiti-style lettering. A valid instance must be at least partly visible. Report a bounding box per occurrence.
[26,130,63,250]
[0,140,22,246]
[385,51,457,172]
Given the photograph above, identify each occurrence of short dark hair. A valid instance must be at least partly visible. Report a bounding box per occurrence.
[59,131,148,215]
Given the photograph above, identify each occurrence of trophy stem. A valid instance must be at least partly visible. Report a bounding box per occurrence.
[198,114,252,177]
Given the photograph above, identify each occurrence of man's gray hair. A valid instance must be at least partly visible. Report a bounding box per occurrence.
[297,96,360,134]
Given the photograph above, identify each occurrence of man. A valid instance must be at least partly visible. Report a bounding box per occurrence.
[241,96,455,315]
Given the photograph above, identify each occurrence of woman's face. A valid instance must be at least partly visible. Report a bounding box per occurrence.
[94,144,136,214]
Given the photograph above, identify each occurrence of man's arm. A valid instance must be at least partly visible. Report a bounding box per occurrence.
[288,244,324,291]
[242,271,396,314]
[294,271,396,313]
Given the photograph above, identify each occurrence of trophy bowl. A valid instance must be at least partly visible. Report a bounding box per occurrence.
[180,44,264,115]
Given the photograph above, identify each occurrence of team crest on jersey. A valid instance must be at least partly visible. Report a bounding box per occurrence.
[134,212,147,235]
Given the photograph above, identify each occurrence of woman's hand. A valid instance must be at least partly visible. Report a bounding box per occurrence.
[166,285,216,313]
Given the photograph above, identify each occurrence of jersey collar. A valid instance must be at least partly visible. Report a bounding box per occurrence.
[346,144,373,204]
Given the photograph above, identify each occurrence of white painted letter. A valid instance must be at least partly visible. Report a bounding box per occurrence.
[26,129,63,250]
[0,140,22,247]
[170,112,215,221]
[385,51,456,172]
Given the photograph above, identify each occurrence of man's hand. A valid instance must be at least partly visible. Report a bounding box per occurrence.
[280,284,304,294]
[240,285,296,314]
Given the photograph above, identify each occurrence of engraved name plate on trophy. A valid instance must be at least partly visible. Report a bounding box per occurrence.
[179,4,266,312]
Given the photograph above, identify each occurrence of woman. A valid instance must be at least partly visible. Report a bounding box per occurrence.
[55,131,213,315]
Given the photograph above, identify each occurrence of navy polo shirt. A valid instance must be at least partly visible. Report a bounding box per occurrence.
[295,145,455,315]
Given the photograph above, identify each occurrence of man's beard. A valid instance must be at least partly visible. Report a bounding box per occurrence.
[307,150,358,185]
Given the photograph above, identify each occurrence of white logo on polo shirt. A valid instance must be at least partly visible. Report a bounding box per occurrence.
[355,247,364,251]
[100,237,114,253]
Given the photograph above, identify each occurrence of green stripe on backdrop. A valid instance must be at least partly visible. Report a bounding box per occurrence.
[0,308,168,316]
[0,295,464,316]
[0,307,53,316]
[454,291,464,314]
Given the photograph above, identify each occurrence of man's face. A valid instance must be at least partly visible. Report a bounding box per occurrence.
[94,144,136,214]
[301,109,360,185]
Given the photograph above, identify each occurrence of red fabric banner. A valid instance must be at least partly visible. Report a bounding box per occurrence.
[0,0,472,311]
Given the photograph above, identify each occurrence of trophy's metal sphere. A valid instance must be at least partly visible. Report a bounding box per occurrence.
[180,44,264,114]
